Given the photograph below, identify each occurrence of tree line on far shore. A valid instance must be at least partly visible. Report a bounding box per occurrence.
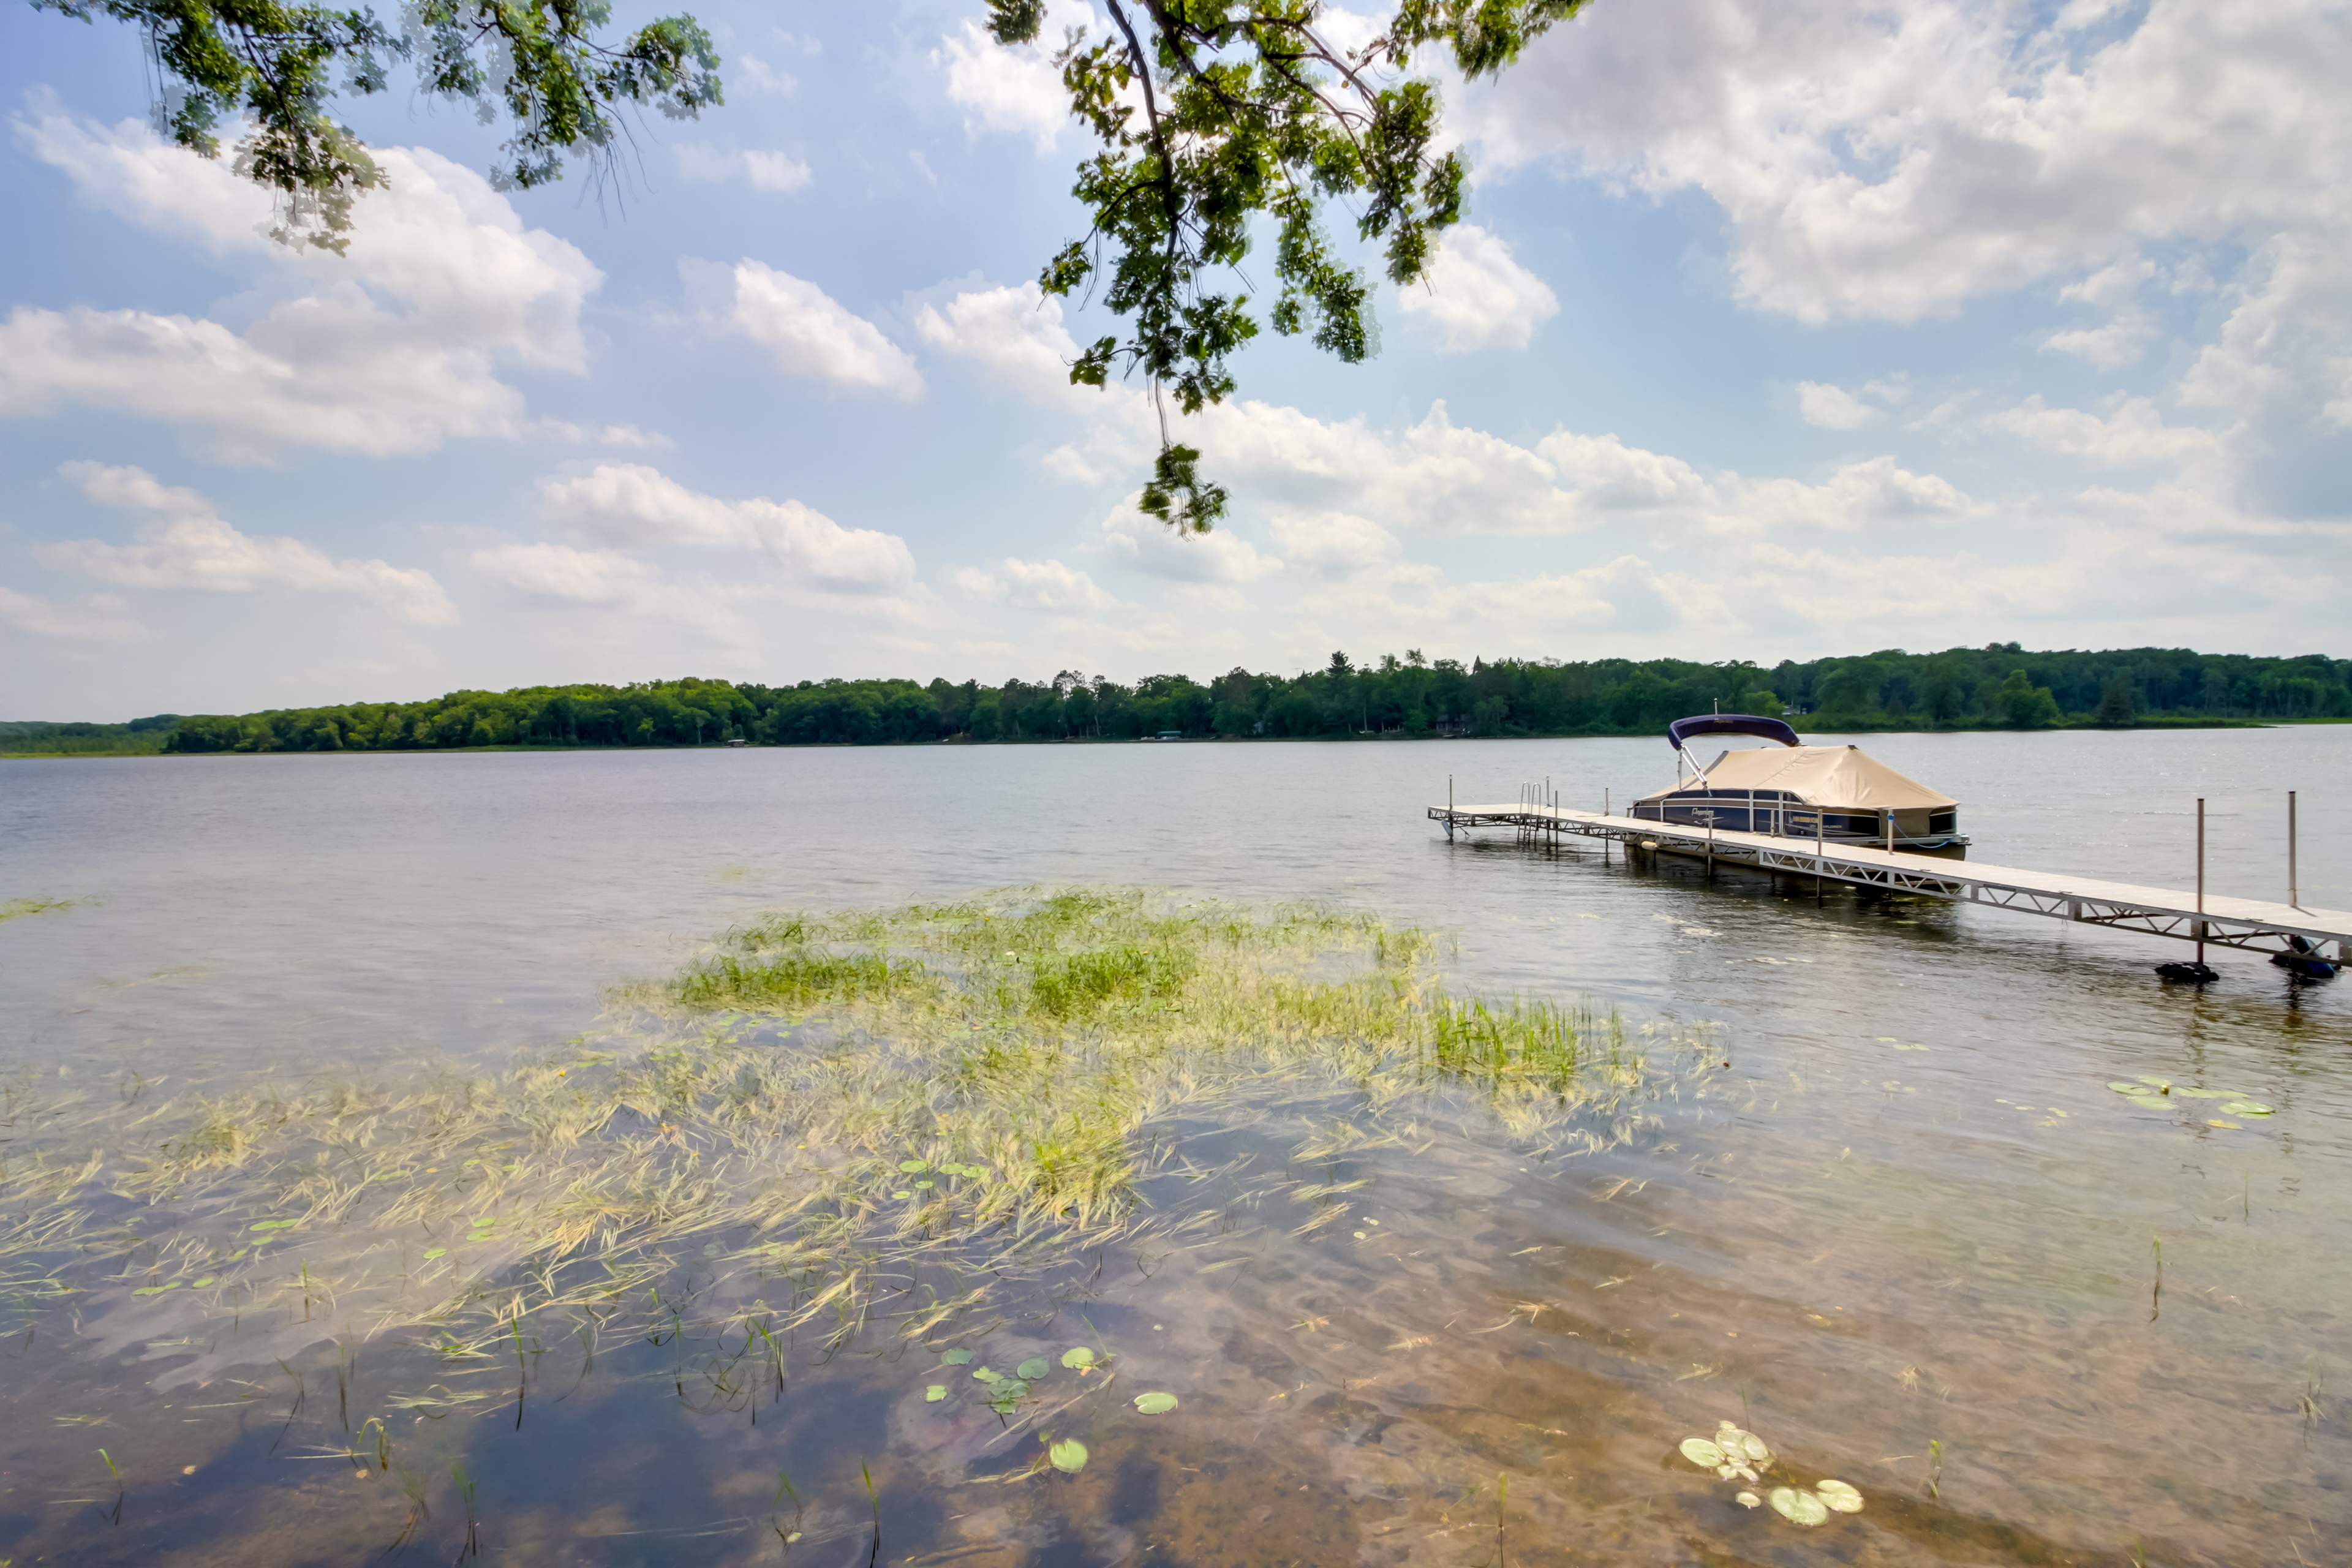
[5,644,2346,756]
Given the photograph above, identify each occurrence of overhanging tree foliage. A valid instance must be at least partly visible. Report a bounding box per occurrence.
[992,0,1586,530]
[30,0,1576,519]
[30,0,720,250]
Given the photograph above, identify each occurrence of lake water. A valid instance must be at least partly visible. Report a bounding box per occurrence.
[1,728,2346,1566]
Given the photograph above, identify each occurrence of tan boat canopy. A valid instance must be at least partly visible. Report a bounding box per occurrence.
[1637,744,1957,811]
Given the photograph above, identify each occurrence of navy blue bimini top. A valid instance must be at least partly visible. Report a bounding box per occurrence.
[1666,714,1801,752]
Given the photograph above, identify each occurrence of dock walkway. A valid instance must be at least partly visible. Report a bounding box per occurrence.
[1429,802,2351,962]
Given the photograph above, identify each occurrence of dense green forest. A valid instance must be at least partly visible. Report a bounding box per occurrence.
[0,715,179,756]
[7,644,2343,756]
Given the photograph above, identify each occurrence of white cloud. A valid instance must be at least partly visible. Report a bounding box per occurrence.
[535,463,916,593]
[1396,225,1560,352]
[462,541,766,643]
[4,105,602,460]
[674,142,813,193]
[1267,511,1404,579]
[1196,401,1713,535]
[0,585,148,642]
[936,17,1076,151]
[1736,456,1972,530]
[914,282,1082,402]
[2179,232,2352,431]
[690,260,924,398]
[1099,497,1283,583]
[1795,381,1880,429]
[733,56,797,95]
[35,462,454,622]
[2041,310,2157,370]
[467,541,663,606]
[953,557,1118,612]
[529,421,677,451]
[1982,396,2225,467]
[1456,0,2351,325]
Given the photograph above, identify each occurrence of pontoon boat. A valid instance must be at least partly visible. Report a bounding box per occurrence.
[1629,714,1968,854]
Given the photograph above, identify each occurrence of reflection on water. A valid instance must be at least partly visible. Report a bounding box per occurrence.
[1,731,2346,1564]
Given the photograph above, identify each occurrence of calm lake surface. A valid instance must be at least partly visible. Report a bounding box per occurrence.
[2,728,2347,1566]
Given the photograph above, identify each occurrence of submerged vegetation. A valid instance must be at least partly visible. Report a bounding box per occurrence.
[0,891,1708,1386]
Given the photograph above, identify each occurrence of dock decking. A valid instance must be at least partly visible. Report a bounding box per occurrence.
[1429,802,2351,963]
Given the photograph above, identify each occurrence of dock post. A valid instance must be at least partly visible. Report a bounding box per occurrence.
[2289,791,2298,908]
[1816,810,1825,904]
[2196,797,2206,963]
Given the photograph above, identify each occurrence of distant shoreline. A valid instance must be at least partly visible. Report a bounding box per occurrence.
[9,714,2324,761]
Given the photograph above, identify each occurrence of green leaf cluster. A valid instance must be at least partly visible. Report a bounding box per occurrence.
[1001,0,1587,529]
[34,0,718,249]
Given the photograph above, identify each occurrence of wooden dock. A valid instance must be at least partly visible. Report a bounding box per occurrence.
[1429,801,2351,963]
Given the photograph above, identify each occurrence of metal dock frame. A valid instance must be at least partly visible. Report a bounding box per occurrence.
[1428,802,2351,964]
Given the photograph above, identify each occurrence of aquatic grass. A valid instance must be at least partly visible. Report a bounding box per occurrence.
[0,886,1708,1411]
[666,948,928,1011]
[1427,995,1624,1095]
[1,896,76,923]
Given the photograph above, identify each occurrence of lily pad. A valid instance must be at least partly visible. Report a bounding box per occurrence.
[899,1159,929,1173]
[1049,1439,1089,1474]
[973,1366,1001,1382]
[2125,1094,2173,1109]
[2223,1101,2274,1116]
[2207,1119,2244,1129]
[1017,1357,1050,1381]
[422,1247,447,1259]
[1061,1347,1096,1369]
[940,1349,973,1365]
[925,1385,947,1402]
[1133,1392,1178,1414]
[1679,1438,1727,1468]
[2138,1076,2171,1090]
[892,1190,911,1200]
[1815,1479,1864,1513]
[1770,1487,1830,1526]
[1735,1490,1762,1509]
[2105,1081,2143,1094]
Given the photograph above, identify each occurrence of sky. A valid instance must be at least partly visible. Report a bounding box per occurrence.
[1,0,2346,720]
